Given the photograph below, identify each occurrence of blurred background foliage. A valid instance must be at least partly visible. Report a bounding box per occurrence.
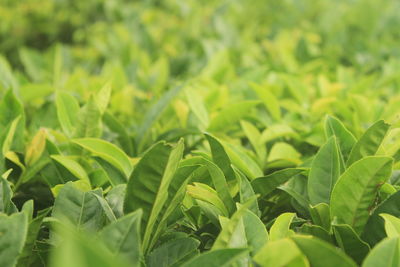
[1,0,400,157]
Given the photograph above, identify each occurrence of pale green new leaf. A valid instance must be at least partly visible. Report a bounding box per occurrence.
[73,138,132,179]
[208,101,259,132]
[55,91,80,137]
[181,248,248,267]
[185,87,209,127]
[74,96,102,138]
[251,82,281,121]
[380,213,400,238]
[269,212,295,241]
[291,235,357,267]
[212,202,256,250]
[240,120,266,161]
[223,142,263,179]
[254,238,309,267]
[2,115,21,155]
[187,183,228,216]
[51,155,90,185]
[362,237,400,267]
[50,226,129,267]
[96,83,112,114]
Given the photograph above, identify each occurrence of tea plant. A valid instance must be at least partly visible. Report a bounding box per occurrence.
[1,0,400,266]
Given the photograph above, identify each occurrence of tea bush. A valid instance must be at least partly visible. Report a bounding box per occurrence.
[1,0,400,266]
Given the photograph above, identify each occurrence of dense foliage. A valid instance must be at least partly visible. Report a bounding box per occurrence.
[1,0,400,266]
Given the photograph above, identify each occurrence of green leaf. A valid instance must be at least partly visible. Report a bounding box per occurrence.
[237,168,260,215]
[362,191,400,246]
[202,159,236,215]
[347,120,390,166]
[291,235,357,267]
[95,157,127,186]
[17,208,51,267]
[261,124,297,144]
[325,115,356,161]
[0,177,18,214]
[49,226,129,267]
[187,183,228,216]
[55,91,80,137]
[362,237,400,267]
[185,87,209,127]
[213,203,253,250]
[279,174,310,215]
[73,138,132,179]
[333,224,370,264]
[96,83,112,114]
[74,96,102,138]
[269,212,295,241]
[106,184,126,218]
[51,182,105,232]
[208,101,259,132]
[0,212,28,267]
[222,142,263,179]
[50,155,90,185]
[252,168,304,196]
[124,140,184,252]
[267,142,301,167]
[240,120,266,161]
[0,55,18,89]
[99,210,142,267]
[0,89,25,152]
[205,134,236,183]
[136,84,183,152]
[251,82,281,121]
[103,112,134,156]
[242,209,268,255]
[308,136,340,205]
[25,128,47,166]
[330,156,393,234]
[146,237,200,267]
[181,248,248,267]
[2,115,21,155]
[19,48,47,82]
[91,193,117,223]
[254,238,309,267]
[380,213,400,238]
[149,165,199,250]
[309,203,331,231]
[299,224,332,243]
